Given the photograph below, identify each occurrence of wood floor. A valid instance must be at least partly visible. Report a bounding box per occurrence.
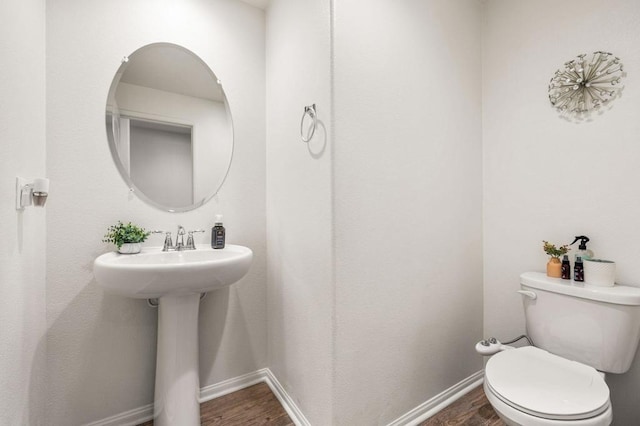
[138,382,501,426]
[420,385,505,426]
[138,382,293,426]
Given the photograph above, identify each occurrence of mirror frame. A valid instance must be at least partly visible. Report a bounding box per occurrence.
[105,42,234,213]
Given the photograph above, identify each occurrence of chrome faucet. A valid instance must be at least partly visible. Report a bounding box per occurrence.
[153,227,203,251]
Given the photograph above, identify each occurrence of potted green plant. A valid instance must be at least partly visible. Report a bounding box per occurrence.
[543,240,569,278]
[103,221,151,254]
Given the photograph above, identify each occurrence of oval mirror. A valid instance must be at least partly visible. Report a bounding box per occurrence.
[105,43,233,212]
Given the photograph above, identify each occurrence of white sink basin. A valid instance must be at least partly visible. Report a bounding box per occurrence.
[93,244,252,298]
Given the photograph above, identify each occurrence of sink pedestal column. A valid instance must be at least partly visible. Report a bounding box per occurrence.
[154,293,201,426]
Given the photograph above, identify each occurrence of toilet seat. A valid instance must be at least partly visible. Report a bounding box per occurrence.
[485,346,610,421]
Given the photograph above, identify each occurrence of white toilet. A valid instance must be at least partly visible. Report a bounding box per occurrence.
[482,272,640,426]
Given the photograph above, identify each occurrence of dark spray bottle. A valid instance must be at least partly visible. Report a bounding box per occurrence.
[561,255,571,280]
[574,256,584,282]
[211,214,226,249]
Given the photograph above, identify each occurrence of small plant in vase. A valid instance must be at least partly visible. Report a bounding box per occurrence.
[543,240,570,278]
[103,221,150,254]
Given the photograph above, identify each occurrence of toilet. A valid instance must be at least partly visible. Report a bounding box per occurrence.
[482,272,640,426]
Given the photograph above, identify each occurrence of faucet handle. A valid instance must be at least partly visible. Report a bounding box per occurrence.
[186,229,205,250]
[152,230,173,251]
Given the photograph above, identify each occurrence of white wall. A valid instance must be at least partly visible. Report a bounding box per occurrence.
[332,0,484,424]
[265,0,334,424]
[0,0,47,424]
[483,1,640,424]
[46,0,266,424]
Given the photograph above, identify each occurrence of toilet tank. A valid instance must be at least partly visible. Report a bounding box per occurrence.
[520,272,640,373]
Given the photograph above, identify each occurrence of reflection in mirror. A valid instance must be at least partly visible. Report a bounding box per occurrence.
[105,43,233,212]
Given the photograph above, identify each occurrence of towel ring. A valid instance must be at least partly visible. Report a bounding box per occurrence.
[300,104,317,142]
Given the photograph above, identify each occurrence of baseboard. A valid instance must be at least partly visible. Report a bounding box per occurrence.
[83,403,154,426]
[84,368,309,426]
[199,368,269,403]
[199,368,310,426]
[262,368,312,426]
[386,370,484,426]
[84,369,482,426]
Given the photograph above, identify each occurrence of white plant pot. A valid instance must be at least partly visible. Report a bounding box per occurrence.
[118,243,142,254]
[584,259,616,287]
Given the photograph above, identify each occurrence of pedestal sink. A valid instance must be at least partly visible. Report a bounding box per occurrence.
[93,245,252,426]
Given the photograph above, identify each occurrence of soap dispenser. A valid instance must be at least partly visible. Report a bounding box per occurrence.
[211,215,226,249]
[570,235,593,262]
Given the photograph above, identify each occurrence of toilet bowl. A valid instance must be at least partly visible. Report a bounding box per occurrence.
[484,346,612,426]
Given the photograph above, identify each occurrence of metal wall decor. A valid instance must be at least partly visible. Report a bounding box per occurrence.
[548,51,624,116]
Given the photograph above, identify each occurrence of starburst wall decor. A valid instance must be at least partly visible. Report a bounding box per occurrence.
[548,51,625,118]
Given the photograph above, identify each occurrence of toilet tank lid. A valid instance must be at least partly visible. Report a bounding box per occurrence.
[521,272,640,306]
